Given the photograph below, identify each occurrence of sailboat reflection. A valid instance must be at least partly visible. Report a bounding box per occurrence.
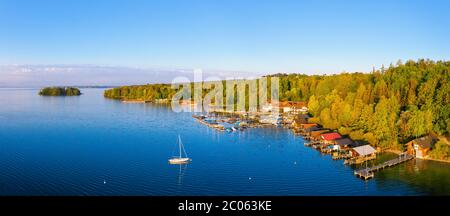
[176,163,188,186]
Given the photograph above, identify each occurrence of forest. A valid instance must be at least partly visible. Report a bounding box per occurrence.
[104,59,449,155]
[38,87,82,96]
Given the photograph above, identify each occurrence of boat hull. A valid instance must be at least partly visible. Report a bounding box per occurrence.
[168,158,191,164]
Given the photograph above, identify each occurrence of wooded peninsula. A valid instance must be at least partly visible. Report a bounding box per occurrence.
[104,59,449,160]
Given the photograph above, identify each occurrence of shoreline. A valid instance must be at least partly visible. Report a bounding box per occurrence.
[421,157,450,164]
[383,148,450,164]
[121,100,146,103]
[120,98,171,104]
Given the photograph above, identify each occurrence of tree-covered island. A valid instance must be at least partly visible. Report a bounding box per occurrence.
[38,87,82,96]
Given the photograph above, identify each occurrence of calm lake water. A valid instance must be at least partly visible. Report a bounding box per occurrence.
[0,88,449,195]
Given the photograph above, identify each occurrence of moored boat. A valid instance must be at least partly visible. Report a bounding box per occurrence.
[169,135,191,164]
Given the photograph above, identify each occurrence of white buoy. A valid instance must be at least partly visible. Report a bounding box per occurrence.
[294,161,297,165]
[248,177,252,180]
[103,180,106,184]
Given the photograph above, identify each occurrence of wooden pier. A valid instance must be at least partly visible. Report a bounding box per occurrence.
[332,153,351,160]
[354,154,414,180]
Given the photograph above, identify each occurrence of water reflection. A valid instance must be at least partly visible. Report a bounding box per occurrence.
[375,159,450,195]
[176,164,189,186]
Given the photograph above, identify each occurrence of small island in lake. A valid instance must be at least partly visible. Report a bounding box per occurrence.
[38,87,82,96]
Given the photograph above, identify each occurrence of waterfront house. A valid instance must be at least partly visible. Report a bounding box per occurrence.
[333,138,354,151]
[261,100,280,113]
[279,101,308,114]
[304,126,320,133]
[296,114,310,123]
[310,130,330,141]
[292,119,303,129]
[290,101,308,113]
[295,123,317,135]
[320,132,342,145]
[349,145,377,164]
[261,100,308,114]
[299,123,318,130]
[348,140,364,148]
[299,106,308,113]
[292,114,310,129]
[282,106,292,113]
[406,135,437,159]
[278,101,292,113]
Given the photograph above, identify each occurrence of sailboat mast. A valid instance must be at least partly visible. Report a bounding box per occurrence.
[179,135,182,158]
[182,141,188,158]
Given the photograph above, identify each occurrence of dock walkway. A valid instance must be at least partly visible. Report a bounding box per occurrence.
[354,154,414,180]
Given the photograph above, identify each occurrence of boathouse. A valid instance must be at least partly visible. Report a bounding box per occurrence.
[299,123,318,130]
[304,126,320,133]
[320,132,342,144]
[310,130,330,141]
[406,135,437,159]
[349,145,377,164]
[333,138,354,151]
[292,114,310,127]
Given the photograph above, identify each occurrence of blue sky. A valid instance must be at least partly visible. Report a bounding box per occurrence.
[1,0,449,76]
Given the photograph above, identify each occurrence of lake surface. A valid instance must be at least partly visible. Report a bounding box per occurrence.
[0,88,449,195]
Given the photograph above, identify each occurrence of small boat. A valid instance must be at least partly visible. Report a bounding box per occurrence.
[169,135,191,164]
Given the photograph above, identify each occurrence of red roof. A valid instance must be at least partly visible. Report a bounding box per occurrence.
[321,133,342,141]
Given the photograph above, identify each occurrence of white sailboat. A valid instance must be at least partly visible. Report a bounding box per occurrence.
[169,135,191,164]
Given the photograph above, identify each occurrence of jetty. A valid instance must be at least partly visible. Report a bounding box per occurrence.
[354,153,414,180]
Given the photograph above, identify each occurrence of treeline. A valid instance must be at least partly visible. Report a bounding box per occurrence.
[104,83,175,100]
[104,80,270,109]
[302,59,449,151]
[39,87,81,96]
[104,59,449,151]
